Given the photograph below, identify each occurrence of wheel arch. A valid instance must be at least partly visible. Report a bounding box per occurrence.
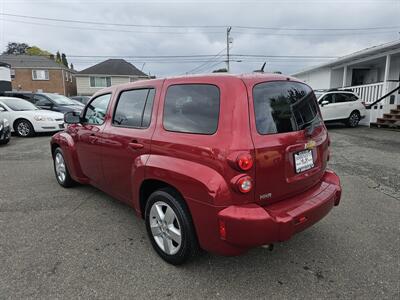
[139,179,186,219]
[13,117,32,130]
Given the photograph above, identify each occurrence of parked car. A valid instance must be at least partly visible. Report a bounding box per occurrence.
[0,97,65,137]
[0,114,11,145]
[51,74,342,265]
[3,92,83,114]
[314,90,366,127]
[70,95,90,105]
[70,99,85,107]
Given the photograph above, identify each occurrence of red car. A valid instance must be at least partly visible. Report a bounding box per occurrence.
[51,74,341,265]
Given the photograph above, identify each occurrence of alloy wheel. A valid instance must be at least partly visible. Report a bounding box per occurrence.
[17,122,30,136]
[149,201,182,255]
[349,113,359,127]
[55,153,66,183]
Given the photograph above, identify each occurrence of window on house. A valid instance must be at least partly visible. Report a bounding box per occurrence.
[32,70,49,80]
[90,76,111,88]
[113,88,155,128]
[65,71,68,81]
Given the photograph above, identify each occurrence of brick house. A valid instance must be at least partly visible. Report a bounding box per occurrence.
[75,59,150,96]
[0,54,77,96]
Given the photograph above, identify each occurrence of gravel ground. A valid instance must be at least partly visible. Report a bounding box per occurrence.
[0,126,399,299]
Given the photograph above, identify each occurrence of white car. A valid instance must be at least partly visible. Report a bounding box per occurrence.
[0,97,65,137]
[314,90,366,127]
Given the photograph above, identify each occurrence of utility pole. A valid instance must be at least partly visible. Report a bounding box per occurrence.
[226,26,232,72]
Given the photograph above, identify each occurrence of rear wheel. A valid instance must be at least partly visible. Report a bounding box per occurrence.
[15,119,35,137]
[145,188,199,265]
[53,148,76,187]
[347,111,360,128]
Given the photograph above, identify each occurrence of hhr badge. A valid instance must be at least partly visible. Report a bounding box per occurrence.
[260,193,272,200]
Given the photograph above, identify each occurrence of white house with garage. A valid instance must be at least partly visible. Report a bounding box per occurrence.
[292,40,400,125]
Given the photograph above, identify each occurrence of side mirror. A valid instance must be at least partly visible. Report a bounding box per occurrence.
[64,111,81,124]
[321,100,329,106]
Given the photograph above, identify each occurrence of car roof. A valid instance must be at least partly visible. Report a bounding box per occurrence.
[92,73,304,96]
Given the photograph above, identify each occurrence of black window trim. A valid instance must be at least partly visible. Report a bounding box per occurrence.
[82,92,112,126]
[111,87,156,130]
[162,83,221,136]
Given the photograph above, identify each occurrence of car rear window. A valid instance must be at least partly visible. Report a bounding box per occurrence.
[253,81,320,135]
[163,84,220,134]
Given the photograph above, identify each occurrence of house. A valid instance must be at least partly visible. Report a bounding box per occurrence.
[292,40,400,125]
[0,61,12,92]
[75,59,150,96]
[0,54,77,96]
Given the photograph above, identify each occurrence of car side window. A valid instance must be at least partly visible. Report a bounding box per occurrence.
[334,93,350,103]
[33,95,52,106]
[113,88,155,128]
[83,94,111,125]
[163,84,220,135]
[348,94,358,101]
[321,94,333,104]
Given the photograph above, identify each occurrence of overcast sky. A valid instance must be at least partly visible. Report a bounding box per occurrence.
[1,0,399,76]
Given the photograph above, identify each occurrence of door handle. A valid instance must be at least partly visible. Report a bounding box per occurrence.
[128,141,144,150]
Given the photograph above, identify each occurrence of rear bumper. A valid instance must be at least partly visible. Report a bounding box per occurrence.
[191,170,341,255]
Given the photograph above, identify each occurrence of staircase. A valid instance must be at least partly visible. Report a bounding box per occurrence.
[370,105,400,130]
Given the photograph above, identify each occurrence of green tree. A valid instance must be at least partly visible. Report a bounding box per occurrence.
[55,51,62,64]
[3,42,29,54]
[25,46,52,57]
[61,53,68,67]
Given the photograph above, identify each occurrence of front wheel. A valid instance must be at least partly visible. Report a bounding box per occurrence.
[15,119,35,137]
[347,111,360,128]
[145,188,199,265]
[53,148,76,187]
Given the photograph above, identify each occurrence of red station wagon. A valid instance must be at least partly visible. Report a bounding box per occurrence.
[51,73,341,265]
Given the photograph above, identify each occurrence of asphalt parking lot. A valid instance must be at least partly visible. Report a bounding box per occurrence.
[0,126,399,299]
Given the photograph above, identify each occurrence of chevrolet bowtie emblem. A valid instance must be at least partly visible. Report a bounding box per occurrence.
[305,140,316,150]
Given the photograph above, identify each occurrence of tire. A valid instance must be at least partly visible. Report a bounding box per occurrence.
[145,188,199,265]
[53,147,76,188]
[0,138,9,145]
[14,119,35,137]
[347,111,360,128]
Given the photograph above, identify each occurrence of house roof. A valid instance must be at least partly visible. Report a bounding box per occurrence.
[292,39,400,76]
[0,54,70,70]
[77,59,148,77]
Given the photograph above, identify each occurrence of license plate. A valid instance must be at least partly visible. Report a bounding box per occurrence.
[294,150,314,173]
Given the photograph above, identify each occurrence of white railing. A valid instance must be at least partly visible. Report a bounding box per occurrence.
[341,82,385,104]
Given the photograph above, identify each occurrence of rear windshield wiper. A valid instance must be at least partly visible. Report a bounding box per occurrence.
[300,114,321,136]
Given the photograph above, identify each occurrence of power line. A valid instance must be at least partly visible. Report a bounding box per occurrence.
[184,48,226,74]
[1,12,399,32]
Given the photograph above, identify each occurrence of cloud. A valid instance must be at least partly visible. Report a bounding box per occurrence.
[1,0,399,76]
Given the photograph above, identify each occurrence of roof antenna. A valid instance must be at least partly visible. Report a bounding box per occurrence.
[260,62,266,72]
[254,62,266,73]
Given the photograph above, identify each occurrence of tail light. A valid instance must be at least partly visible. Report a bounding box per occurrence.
[236,175,253,193]
[236,153,253,171]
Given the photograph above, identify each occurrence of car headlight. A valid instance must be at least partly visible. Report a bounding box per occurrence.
[34,116,54,121]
